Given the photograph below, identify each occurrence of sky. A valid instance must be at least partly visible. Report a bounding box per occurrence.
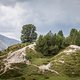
[0,0,80,40]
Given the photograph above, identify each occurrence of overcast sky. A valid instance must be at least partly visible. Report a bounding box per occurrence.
[0,0,80,40]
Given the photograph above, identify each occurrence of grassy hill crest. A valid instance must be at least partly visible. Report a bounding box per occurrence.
[0,43,80,80]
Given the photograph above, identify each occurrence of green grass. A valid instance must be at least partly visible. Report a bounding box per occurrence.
[0,44,80,80]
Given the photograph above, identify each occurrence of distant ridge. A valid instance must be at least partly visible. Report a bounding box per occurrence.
[0,34,20,50]
[0,40,7,51]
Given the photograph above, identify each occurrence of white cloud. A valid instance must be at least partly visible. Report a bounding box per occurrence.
[0,3,24,26]
[0,0,80,40]
[0,3,26,40]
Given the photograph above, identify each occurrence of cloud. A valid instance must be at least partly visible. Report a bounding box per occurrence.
[0,0,27,6]
[0,0,80,40]
[0,3,25,39]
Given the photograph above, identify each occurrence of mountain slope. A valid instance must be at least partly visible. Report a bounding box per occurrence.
[0,34,20,50]
[0,40,7,51]
[51,45,80,77]
[0,44,80,80]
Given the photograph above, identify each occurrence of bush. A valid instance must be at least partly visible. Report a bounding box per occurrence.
[35,31,64,56]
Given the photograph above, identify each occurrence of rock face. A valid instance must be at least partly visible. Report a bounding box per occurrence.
[54,45,80,63]
[69,45,80,49]
[0,43,36,76]
[0,46,27,75]
[4,47,27,64]
[0,34,20,50]
[62,45,80,55]
[4,43,36,64]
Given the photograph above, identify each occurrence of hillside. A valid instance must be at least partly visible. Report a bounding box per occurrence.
[0,34,20,50]
[0,43,80,80]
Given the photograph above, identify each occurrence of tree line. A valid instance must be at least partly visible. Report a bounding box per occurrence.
[21,24,80,56]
